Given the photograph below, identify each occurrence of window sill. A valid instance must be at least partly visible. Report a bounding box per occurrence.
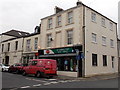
[91,20,97,24]
[101,25,106,28]
[66,44,73,46]
[65,22,74,26]
[47,28,53,30]
[103,65,107,67]
[92,41,97,44]
[102,44,107,47]
[110,29,113,31]
[55,25,62,28]
[92,65,98,67]
[111,46,114,48]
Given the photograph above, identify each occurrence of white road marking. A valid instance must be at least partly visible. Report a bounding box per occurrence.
[67,80,73,82]
[50,81,59,84]
[33,84,42,87]
[32,79,47,82]
[26,78,32,80]
[43,83,51,85]
[21,86,30,88]
[45,79,57,81]
[58,80,68,83]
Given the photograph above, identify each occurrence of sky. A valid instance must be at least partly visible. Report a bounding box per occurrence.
[0,0,119,34]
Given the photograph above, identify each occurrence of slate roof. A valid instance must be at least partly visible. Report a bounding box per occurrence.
[2,30,30,38]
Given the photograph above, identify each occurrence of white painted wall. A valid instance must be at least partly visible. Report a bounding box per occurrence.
[118,1,120,39]
[85,7,118,77]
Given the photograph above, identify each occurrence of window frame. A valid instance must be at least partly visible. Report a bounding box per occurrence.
[67,30,73,45]
[2,44,4,52]
[103,55,107,66]
[101,18,106,27]
[47,34,52,47]
[15,41,18,51]
[92,33,97,43]
[26,39,31,51]
[111,56,114,68]
[110,39,114,48]
[57,15,62,27]
[92,54,98,66]
[67,11,73,24]
[102,36,106,46]
[91,12,96,22]
[48,18,53,29]
[8,43,10,51]
[34,37,38,50]
[109,22,113,30]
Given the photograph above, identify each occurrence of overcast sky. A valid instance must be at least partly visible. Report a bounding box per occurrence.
[0,0,119,34]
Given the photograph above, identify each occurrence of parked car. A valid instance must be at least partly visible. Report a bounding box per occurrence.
[0,63,10,72]
[8,63,28,74]
[22,59,57,78]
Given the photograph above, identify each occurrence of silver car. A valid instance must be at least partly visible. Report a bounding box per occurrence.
[0,64,9,72]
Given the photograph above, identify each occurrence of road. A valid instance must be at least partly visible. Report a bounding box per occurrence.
[1,72,119,89]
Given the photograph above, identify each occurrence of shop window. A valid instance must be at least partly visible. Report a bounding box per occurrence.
[56,57,77,72]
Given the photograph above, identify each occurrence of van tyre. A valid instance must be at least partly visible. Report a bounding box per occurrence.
[22,71,26,76]
[36,72,41,78]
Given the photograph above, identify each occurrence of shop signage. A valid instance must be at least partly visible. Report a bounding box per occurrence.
[44,47,75,54]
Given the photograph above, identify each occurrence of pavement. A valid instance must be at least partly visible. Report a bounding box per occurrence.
[53,73,119,81]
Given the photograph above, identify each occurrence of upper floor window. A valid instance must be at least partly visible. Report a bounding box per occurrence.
[91,12,96,22]
[57,15,62,27]
[26,39,31,51]
[8,43,10,51]
[47,34,52,47]
[110,39,114,47]
[67,30,73,45]
[48,18,52,29]
[102,36,106,46]
[101,18,106,27]
[92,33,97,43]
[15,41,18,50]
[67,11,73,24]
[34,38,38,50]
[2,44,4,52]
[109,22,113,30]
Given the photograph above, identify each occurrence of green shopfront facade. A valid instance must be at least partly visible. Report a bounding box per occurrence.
[38,45,83,77]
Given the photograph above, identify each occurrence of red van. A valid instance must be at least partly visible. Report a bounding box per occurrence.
[22,59,57,78]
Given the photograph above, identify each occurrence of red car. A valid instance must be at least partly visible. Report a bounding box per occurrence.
[8,63,28,74]
[22,59,57,78]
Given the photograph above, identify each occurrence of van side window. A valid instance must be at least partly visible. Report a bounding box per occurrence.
[32,61,38,66]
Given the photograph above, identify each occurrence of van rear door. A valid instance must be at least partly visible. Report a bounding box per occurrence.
[45,60,57,74]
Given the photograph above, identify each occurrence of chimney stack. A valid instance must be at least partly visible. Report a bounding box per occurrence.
[76,0,83,6]
[54,6,63,14]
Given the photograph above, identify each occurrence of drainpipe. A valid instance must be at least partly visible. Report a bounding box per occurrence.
[21,37,24,63]
[82,5,86,77]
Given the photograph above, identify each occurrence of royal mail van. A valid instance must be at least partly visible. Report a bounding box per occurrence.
[22,59,57,78]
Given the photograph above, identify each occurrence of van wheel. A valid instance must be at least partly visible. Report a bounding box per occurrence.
[22,71,26,76]
[36,72,41,78]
